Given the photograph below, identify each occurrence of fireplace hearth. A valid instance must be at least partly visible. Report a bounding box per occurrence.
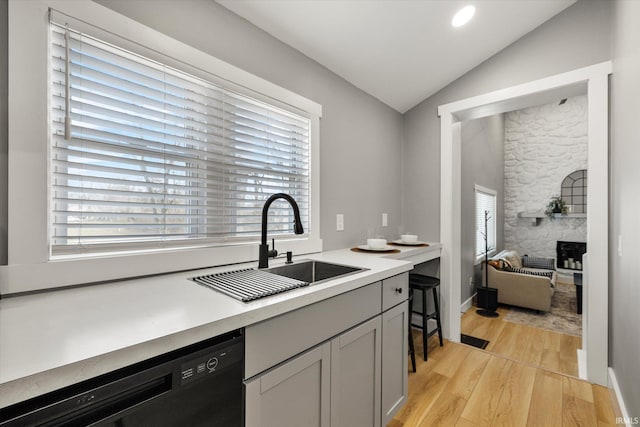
[556,241,587,270]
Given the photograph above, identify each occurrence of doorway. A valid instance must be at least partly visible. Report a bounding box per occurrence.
[437,62,611,386]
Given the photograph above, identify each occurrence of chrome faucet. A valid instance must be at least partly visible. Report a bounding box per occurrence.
[259,193,304,268]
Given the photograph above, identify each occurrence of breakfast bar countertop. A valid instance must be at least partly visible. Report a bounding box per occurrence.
[0,243,441,408]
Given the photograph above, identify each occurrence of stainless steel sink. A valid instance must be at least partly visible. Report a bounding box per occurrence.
[266,260,366,285]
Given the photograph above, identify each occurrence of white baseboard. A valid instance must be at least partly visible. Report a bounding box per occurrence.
[609,367,636,427]
[461,293,476,313]
[577,348,587,380]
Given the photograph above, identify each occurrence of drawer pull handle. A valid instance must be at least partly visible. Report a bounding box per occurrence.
[395,287,403,294]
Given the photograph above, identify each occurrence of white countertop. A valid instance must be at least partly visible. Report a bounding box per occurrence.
[0,243,441,408]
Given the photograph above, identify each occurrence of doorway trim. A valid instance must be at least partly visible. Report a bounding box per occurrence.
[438,61,612,386]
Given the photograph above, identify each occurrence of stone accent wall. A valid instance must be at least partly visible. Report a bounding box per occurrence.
[504,95,587,259]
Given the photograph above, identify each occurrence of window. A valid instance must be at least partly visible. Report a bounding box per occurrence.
[475,185,496,257]
[49,14,310,256]
[5,1,321,293]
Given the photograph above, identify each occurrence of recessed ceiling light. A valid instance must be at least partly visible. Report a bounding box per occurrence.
[452,5,476,28]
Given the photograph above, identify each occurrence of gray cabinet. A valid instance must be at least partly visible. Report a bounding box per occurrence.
[330,316,382,427]
[244,273,409,427]
[381,300,409,426]
[245,342,331,427]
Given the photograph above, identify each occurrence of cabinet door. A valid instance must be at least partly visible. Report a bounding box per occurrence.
[245,342,331,427]
[381,301,409,426]
[330,316,382,427]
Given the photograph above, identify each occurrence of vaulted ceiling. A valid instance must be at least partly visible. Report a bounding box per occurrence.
[217,0,576,113]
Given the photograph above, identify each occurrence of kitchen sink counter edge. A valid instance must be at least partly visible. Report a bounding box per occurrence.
[0,243,441,408]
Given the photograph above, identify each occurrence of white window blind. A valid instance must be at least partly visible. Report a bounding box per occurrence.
[475,185,496,257]
[49,21,311,256]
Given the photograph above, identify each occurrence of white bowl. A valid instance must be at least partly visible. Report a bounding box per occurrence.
[367,238,387,249]
[400,234,418,243]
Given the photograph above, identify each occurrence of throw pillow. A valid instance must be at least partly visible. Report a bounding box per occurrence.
[504,266,554,280]
[523,254,556,270]
[501,251,522,268]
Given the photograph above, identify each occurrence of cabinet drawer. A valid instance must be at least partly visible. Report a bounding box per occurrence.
[382,273,408,311]
[245,282,382,379]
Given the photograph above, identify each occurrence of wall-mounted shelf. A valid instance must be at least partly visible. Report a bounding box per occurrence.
[518,211,587,226]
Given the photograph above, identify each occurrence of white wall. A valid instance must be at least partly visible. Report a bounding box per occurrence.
[504,95,587,259]
[610,0,640,418]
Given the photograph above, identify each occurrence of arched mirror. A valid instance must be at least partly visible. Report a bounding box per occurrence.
[561,169,587,214]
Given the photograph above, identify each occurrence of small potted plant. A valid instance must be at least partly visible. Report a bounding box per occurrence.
[545,196,567,219]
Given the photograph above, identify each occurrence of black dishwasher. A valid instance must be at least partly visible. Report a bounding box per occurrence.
[0,330,243,427]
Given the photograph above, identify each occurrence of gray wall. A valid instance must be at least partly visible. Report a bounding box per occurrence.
[402,0,612,243]
[460,114,505,304]
[610,0,640,417]
[0,0,7,265]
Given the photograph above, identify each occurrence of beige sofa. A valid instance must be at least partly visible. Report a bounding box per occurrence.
[482,250,556,312]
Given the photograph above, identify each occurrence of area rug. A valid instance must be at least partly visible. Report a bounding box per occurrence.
[504,281,582,336]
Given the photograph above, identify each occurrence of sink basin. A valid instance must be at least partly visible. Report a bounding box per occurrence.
[266,260,366,285]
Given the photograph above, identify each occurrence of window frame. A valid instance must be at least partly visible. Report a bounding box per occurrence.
[474,184,497,263]
[2,0,322,294]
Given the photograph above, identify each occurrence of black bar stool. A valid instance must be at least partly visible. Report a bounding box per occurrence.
[409,273,443,361]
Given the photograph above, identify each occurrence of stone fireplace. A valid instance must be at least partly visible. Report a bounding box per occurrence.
[556,241,587,270]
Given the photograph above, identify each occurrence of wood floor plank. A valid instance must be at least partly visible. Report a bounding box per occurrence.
[416,391,467,427]
[454,416,478,427]
[431,342,471,378]
[460,356,514,427]
[491,362,537,427]
[562,394,598,427]
[539,347,563,373]
[526,370,564,427]
[445,348,491,400]
[563,375,595,402]
[592,384,618,426]
[401,371,450,426]
[520,324,545,366]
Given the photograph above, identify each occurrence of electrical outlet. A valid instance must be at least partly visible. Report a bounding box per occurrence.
[336,214,344,231]
[382,213,388,227]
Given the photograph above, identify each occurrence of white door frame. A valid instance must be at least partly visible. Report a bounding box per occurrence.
[438,61,612,386]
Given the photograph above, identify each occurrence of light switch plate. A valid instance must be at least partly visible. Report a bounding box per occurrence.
[382,213,388,227]
[336,214,344,231]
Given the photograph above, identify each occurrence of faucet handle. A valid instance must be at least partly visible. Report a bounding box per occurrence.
[268,238,278,258]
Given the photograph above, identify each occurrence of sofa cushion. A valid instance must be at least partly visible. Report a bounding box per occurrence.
[504,266,554,280]
[523,254,555,270]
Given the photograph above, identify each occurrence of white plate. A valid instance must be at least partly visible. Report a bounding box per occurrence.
[391,240,426,246]
[357,244,394,252]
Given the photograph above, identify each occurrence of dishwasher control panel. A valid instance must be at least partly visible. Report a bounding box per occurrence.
[179,340,242,386]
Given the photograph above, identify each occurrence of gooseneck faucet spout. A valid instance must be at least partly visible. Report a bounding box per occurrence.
[259,193,304,268]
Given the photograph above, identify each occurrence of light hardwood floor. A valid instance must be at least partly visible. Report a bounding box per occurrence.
[389,332,618,427]
[461,305,582,377]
